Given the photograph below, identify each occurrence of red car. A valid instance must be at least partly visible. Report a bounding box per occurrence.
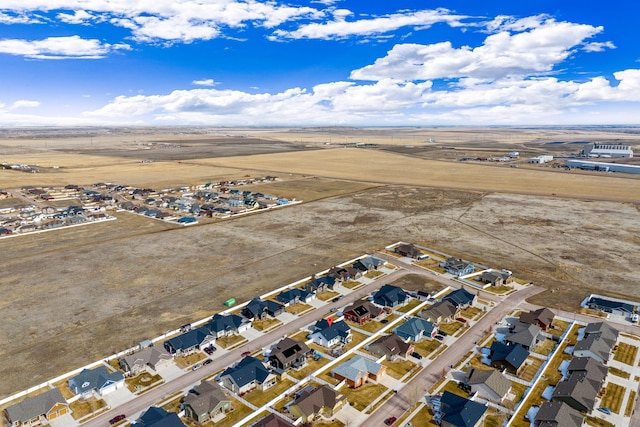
[456,317,467,323]
[109,414,126,425]
[385,416,397,425]
[242,351,251,357]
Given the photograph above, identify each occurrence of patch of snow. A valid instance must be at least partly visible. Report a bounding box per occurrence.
[564,345,574,355]
[495,332,506,343]
[577,328,585,341]
[559,359,570,379]
[542,385,555,400]
[527,405,540,422]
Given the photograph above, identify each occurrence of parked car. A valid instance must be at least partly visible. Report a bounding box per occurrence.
[411,352,423,360]
[598,407,612,415]
[332,295,344,303]
[109,414,126,425]
[204,345,217,355]
[385,416,397,425]
[330,307,338,312]
[380,319,389,324]
[192,363,202,371]
[242,351,251,357]
[434,335,445,341]
[203,359,213,365]
[455,317,467,323]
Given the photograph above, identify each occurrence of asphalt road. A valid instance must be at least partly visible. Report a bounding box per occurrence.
[83,268,413,427]
[364,284,544,426]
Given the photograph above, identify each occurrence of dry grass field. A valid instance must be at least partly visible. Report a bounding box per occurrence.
[1,127,639,400]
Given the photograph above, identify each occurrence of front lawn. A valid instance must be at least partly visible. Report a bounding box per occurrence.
[364,270,384,279]
[286,303,314,315]
[345,331,369,350]
[459,306,482,318]
[600,382,626,414]
[174,352,207,368]
[396,299,423,313]
[216,334,247,349]
[342,280,362,289]
[381,359,418,380]
[125,372,163,393]
[244,379,296,407]
[342,382,388,411]
[613,342,638,365]
[252,317,282,332]
[413,339,441,356]
[438,321,464,336]
[316,290,341,301]
[439,380,469,398]
[69,398,107,420]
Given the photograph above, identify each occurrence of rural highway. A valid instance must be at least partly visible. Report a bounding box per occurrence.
[83,267,414,427]
[364,284,544,426]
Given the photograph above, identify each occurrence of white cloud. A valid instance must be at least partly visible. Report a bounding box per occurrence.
[192,79,217,87]
[582,41,615,52]
[9,100,40,109]
[351,19,604,81]
[272,8,467,40]
[0,35,130,59]
[0,11,43,24]
[57,9,94,24]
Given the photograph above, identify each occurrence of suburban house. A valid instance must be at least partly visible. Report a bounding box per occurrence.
[489,342,529,375]
[343,301,383,324]
[587,297,634,316]
[68,366,125,398]
[534,401,584,427]
[572,322,619,363]
[241,298,285,320]
[276,288,314,306]
[394,243,422,258]
[288,385,346,423]
[420,300,458,323]
[442,257,475,276]
[479,270,512,286]
[466,369,512,404]
[551,357,607,412]
[309,319,351,348]
[373,284,407,307]
[205,313,251,339]
[268,338,313,371]
[394,317,438,342]
[519,308,555,331]
[183,381,231,423]
[367,333,414,361]
[304,276,336,293]
[442,288,475,309]
[352,256,385,272]
[331,356,387,388]
[119,347,172,376]
[327,266,361,282]
[131,407,186,427]
[250,413,296,427]
[439,391,487,427]
[220,356,277,395]
[163,326,216,355]
[505,322,542,350]
[4,388,69,426]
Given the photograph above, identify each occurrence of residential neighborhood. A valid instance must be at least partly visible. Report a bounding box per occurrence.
[2,242,640,427]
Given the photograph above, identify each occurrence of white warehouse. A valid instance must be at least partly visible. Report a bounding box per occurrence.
[530,155,554,164]
[580,144,634,158]
[566,159,640,174]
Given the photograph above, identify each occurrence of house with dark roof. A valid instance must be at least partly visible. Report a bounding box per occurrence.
[288,385,346,423]
[131,407,186,427]
[250,413,296,427]
[394,244,422,259]
[276,288,314,306]
[551,356,607,413]
[119,347,172,376]
[343,301,383,325]
[420,300,458,323]
[163,326,216,355]
[587,297,634,316]
[489,342,529,375]
[304,276,336,293]
[309,319,351,348]
[573,322,618,363]
[268,338,313,371]
[241,298,285,320]
[466,369,512,404]
[331,356,386,388]
[505,322,542,350]
[352,256,385,272]
[327,266,361,282]
[534,401,584,427]
[442,288,475,309]
[442,257,475,276]
[439,391,487,427]
[479,270,512,287]
[373,284,407,307]
[183,381,231,423]
[4,388,69,426]
[367,333,414,361]
[68,366,125,398]
[394,317,438,342]
[205,313,251,338]
[519,308,555,331]
[220,356,277,395]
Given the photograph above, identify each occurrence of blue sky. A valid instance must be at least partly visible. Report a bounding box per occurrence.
[0,0,639,126]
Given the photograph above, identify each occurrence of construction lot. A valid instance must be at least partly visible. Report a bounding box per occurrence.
[1,128,639,399]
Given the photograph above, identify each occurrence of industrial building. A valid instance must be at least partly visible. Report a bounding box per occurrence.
[566,159,640,174]
[580,144,633,158]
[530,155,554,164]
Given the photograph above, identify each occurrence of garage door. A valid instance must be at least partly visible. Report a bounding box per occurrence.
[49,411,58,420]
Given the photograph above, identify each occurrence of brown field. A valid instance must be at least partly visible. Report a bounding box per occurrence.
[1,127,639,400]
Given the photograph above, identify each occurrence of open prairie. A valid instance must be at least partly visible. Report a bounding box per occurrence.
[0,127,639,399]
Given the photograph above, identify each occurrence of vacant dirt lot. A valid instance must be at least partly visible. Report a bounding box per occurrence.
[1,127,639,399]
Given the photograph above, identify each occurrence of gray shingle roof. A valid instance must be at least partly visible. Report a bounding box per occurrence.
[68,366,124,395]
[331,356,384,382]
[183,381,229,417]
[292,385,345,418]
[5,388,67,423]
[221,356,272,388]
[535,401,583,427]
[467,368,511,398]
